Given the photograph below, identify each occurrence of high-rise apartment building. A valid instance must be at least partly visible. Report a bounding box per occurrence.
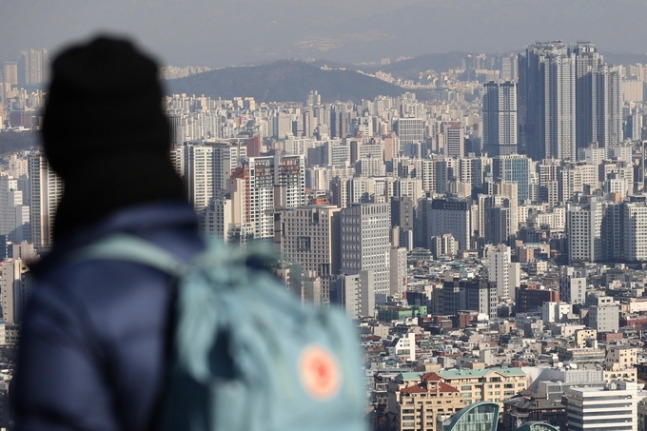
[519,41,622,161]
[622,201,647,262]
[573,42,623,151]
[483,81,517,156]
[485,244,519,300]
[273,154,307,209]
[18,49,48,87]
[492,154,532,204]
[183,141,246,211]
[518,41,576,161]
[28,154,63,252]
[183,143,215,210]
[457,155,490,192]
[230,155,306,241]
[0,175,29,244]
[566,196,605,263]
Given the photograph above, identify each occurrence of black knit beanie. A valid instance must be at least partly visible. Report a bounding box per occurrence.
[41,36,185,241]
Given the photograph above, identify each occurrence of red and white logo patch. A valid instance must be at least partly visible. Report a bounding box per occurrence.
[299,345,341,400]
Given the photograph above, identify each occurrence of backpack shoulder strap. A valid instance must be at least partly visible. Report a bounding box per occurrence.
[76,234,186,276]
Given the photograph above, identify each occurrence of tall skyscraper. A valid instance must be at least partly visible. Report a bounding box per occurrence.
[483,81,517,156]
[280,205,340,304]
[28,154,63,252]
[573,42,623,151]
[339,202,391,303]
[518,41,576,161]
[18,49,48,87]
[519,41,622,161]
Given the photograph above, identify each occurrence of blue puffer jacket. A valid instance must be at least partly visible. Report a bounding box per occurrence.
[11,201,205,431]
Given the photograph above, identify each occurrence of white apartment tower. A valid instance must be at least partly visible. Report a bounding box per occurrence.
[234,156,275,240]
[0,175,29,243]
[28,153,63,252]
[566,197,605,263]
[230,155,306,241]
[183,143,215,211]
[485,244,519,300]
[623,201,647,262]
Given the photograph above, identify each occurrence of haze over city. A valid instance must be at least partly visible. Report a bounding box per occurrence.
[2,0,647,67]
[7,2,647,430]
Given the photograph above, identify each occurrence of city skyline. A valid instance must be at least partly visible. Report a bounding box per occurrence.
[2,0,647,67]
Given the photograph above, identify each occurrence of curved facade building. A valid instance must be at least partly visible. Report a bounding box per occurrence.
[444,401,499,431]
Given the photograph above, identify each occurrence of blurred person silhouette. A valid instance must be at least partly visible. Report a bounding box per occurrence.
[11,35,205,431]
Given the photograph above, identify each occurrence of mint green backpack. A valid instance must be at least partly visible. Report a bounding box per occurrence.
[84,235,367,431]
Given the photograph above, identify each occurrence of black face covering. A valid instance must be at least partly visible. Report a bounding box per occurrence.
[40,36,185,241]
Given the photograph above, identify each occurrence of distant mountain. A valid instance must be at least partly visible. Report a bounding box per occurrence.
[165,60,412,103]
[363,52,469,80]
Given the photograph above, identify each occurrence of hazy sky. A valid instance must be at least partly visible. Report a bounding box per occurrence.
[2,0,647,67]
